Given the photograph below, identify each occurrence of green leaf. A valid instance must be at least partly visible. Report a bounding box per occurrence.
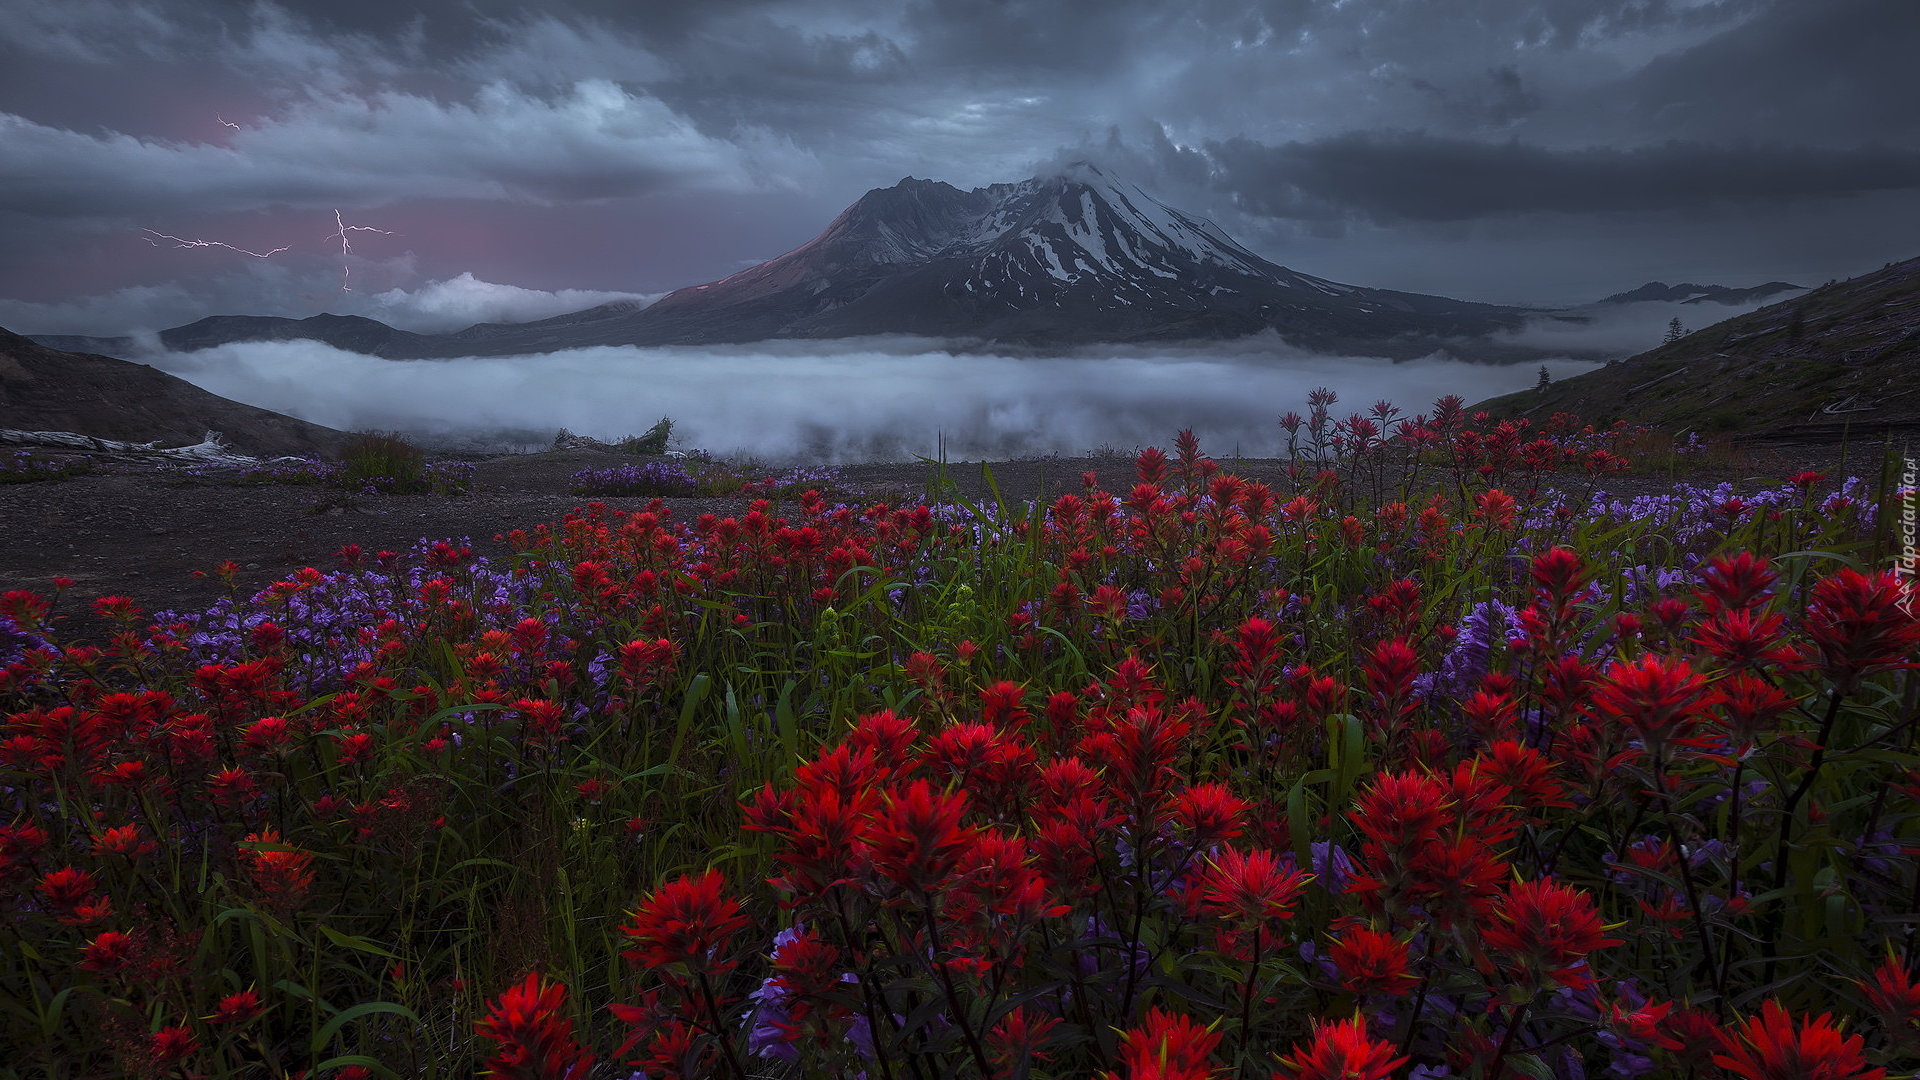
[311,1054,404,1080]
[315,923,401,960]
[310,1001,421,1056]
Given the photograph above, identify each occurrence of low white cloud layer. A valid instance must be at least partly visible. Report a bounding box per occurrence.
[364,274,660,333]
[1498,293,1806,356]
[145,338,1599,462]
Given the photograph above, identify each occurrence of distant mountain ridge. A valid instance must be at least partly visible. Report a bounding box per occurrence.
[1600,280,1805,306]
[1476,256,1920,437]
[31,164,1555,361]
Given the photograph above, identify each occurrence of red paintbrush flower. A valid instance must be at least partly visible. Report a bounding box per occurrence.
[1347,771,1451,853]
[148,1024,197,1068]
[1804,568,1920,691]
[1693,608,1802,672]
[205,988,265,1025]
[1171,783,1249,847]
[1715,673,1800,754]
[1109,1008,1223,1080]
[1604,999,1685,1052]
[239,828,315,914]
[621,869,747,976]
[36,866,99,919]
[1860,954,1920,1049]
[867,779,979,896]
[1474,489,1517,530]
[1198,846,1310,926]
[1713,1000,1884,1080]
[988,1006,1063,1071]
[78,929,141,974]
[1471,740,1573,813]
[1479,878,1621,992]
[847,709,920,773]
[1586,654,1724,763]
[474,972,596,1079]
[980,680,1027,728]
[1698,552,1777,613]
[1271,1015,1407,1080]
[1530,546,1590,607]
[1328,926,1419,996]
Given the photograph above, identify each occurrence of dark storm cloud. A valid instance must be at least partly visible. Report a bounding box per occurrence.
[2,0,1917,330]
[1616,0,1920,144]
[1205,133,1920,223]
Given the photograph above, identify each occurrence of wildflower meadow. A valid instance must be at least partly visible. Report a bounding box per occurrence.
[3,393,1917,1080]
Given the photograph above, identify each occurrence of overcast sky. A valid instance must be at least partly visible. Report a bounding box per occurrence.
[2,0,1916,335]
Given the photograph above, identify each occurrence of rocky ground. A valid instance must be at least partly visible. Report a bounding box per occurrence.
[0,440,1883,645]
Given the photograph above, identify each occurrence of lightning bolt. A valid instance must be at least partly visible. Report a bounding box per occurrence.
[141,228,289,259]
[326,209,395,292]
[216,114,241,131]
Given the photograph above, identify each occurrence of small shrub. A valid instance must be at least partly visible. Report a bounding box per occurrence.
[339,431,428,493]
[617,416,674,455]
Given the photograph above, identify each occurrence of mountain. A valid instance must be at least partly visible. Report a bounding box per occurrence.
[30,164,1545,360]
[0,327,351,457]
[591,163,1536,355]
[32,313,437,361]
[1599,280,1806,306]
[1475,256,1920,438]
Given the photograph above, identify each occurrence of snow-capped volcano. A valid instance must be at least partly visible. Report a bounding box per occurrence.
[613,162,1531,352]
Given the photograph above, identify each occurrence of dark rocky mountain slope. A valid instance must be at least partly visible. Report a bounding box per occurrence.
[0,327,351,457]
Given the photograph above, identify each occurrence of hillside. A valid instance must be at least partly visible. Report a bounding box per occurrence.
[0,327,352,457]
[1474,256,1920,438]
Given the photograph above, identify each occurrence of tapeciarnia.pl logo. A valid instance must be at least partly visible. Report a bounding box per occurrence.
[1899,447,1917,617]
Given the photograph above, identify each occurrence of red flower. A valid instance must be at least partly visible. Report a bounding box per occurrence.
[1693,608,1801,672]
[1699,552,1777,612]
[149,1024,198,1068]
[621,869,747,976]
[1861,955,1920,1049]
[1198,846,1309,926]
[1170,783,1249,847]
[1272,1015,1407,1080]
[1713,1000,1884,1080]
[1473,489,1516,530]
[36,866,98,910]
[1479,878,1621,992]
[239,828,316,914]
[987,1006,1063,1071]
[1348,771,1451,853]
[205,988,265,1025]
[1604,999,1684,1052]
[514,698,567,745]
[1804,568,1920,690]
[1586,654,1723,763]
[1109,1008,1223,1079]
[78,929,141,974]
[206,765,260,810]
[866,780,979,895]
[474,972,596,1079]
[1530,546,1590,606]
[1328,926,1418,996]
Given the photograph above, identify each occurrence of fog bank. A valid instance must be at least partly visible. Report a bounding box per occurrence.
[150,338,1601,463]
